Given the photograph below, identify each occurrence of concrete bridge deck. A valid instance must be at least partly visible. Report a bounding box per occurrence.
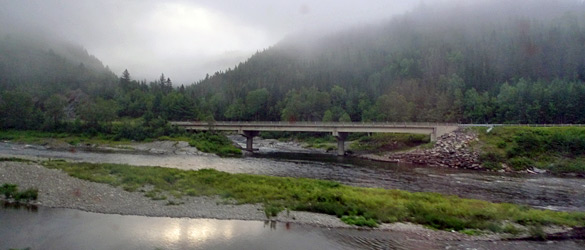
[171,121,459,156]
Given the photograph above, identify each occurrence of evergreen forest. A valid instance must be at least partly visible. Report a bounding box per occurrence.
[2,0,585,141]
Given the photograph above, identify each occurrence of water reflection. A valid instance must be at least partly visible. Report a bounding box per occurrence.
[0,207,352,250]
[2,206,585,249]
[2,201,38,212]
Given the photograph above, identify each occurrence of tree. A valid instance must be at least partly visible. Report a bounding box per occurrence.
[373,92,412,122]
[245,88,269,120]
[330,85,347,107]
[0,91,38,129]
[339,112,351,122]
[322,110,334,122]
[77,98,119,126]
[44,94,67,125]
[120,69,131,90]
[161,92,196,120]
[463,88,490,123]
[224,99,246,121]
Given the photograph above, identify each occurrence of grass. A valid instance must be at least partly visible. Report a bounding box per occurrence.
[0,129,242,157]
[40,160,585,231]
[0,130,134,147]
[0,183,38,202]
[188,132,242,157]
[473,127,585,174]
[350,133,430,153]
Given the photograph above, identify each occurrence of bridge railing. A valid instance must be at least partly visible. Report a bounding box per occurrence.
[171,121,585,128]
[459,124,585,127]
[170,121,459,127]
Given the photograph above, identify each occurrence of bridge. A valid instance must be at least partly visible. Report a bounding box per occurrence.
[171,121,459,156]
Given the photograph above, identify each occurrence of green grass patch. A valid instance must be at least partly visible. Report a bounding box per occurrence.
[341,215,378,227]
[0,129,240,157]
[40,160,585,231]
[473,127,585,174]
[0,183,38,202]
[188,132,241,157]
[0,130,134,147]
[350,133,430,153]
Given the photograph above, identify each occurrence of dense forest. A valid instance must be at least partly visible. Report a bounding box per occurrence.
[1,0,585,140]
[188,0,585,124]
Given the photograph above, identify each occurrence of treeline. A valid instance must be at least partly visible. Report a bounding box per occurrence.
[187,0,585,124]
[2,0,585,135]
[0,36,190,140]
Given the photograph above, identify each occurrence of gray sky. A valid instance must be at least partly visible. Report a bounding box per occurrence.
[1,0,427,84]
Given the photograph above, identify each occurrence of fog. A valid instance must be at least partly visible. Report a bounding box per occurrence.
[0,0,427,84]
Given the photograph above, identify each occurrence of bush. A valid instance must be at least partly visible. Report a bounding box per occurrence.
[1,184,18,198]
[189,132,241,157]
[479,152,505,170]
[507,157,534,171]
[15,189,38,201]
[0,183,38,201]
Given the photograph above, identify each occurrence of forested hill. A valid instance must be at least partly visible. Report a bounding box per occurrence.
[188,0,585,124]
[0,35,118,100]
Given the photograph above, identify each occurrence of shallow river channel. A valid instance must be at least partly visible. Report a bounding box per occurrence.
[3,204,583,250]
[1,140,585,249]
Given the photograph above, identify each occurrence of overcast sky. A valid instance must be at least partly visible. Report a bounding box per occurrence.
[1,0,430,84]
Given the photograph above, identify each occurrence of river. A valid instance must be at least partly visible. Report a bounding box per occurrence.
[1,203,584,250]
[1,141,584,211]
[1,140,585,249]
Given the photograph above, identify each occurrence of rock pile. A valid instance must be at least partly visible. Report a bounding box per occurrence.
[387,129,482,169]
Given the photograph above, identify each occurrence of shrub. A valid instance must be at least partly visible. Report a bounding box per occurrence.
[1,184,18,198]
[507,157,534,171]
[189,132,241,157]
[479,152,505,170]
[0,184,38,201]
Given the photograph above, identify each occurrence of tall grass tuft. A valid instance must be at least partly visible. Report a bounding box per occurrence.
[0,183,38,201]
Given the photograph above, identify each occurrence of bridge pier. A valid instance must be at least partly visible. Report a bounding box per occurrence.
[242,130,259,152]
[333,131,348,156]
[431,129,437,142]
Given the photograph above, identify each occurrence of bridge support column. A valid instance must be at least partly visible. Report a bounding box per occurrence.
[242,130,259,152]
[333,132,348,156]
[430,129,437,142]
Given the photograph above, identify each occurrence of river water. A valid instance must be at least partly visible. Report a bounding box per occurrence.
[1,141,584,211]
[1,204,584,250]
[1,140,585,249]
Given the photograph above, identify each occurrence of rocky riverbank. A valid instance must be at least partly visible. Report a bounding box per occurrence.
[358,129,484,170]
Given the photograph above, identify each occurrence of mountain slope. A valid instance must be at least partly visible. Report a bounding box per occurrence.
[0,34,118,99]
[188,0,585,124]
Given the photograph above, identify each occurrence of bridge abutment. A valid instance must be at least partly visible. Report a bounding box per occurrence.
[333,131,349,156]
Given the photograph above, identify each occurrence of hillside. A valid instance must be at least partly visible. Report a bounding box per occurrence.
[0,35,118,99]
[188,0,585,124]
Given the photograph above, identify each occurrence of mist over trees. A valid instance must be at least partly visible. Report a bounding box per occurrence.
[1,0,585,137]
[189,0,585,124]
